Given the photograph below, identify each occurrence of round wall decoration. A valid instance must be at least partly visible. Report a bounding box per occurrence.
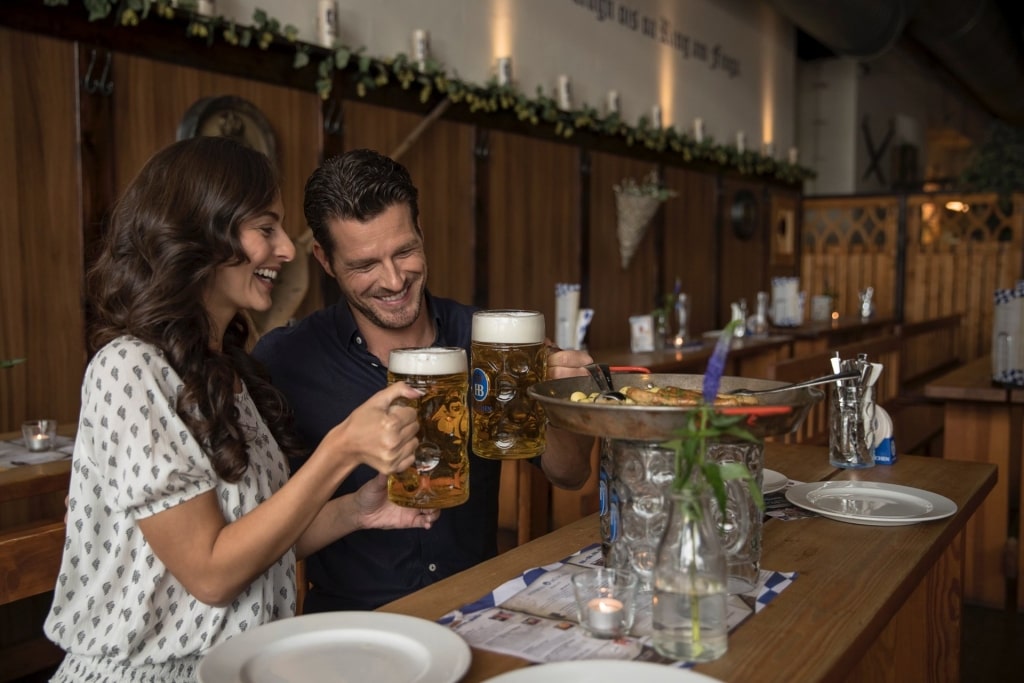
[176,95,277,162]
[730,189,759,241]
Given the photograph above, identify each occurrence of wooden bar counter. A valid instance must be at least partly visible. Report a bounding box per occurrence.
[925,356,1022,610]
[380,443,994,683]
[773,316,897,356]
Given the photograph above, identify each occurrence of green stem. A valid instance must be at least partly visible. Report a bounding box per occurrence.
[685,499,703,657]
[692,596,703,654]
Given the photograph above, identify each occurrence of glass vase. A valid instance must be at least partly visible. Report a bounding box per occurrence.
[651,488,729,662]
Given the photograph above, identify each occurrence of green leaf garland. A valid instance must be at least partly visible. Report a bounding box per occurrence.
[45,0,816,184]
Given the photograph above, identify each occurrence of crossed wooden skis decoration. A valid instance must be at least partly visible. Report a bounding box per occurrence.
[861,115,894,185]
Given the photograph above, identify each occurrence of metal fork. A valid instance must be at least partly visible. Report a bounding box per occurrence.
[584,363,627,401]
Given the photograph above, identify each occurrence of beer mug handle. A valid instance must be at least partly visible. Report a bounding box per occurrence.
[716,479,751,557]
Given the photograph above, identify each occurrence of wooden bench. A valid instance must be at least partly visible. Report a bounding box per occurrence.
[897,314,964,398]
[888,314,964,456]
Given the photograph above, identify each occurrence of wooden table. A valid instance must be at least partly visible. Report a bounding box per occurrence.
[593,334,794,378]
[0,432,71,680]
[380,443,994,683]
[925,355,1022,610]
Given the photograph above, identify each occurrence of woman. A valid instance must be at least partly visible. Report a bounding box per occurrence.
[43,136,436,682]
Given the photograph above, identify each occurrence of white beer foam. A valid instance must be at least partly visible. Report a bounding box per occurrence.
[389,347,467,375]
[472,310,545,344]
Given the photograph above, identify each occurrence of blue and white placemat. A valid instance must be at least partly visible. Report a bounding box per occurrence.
[437,543,797,665]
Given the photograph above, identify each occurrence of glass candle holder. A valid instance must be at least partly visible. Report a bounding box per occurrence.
[22,419,57,452]
[570,568,638,638]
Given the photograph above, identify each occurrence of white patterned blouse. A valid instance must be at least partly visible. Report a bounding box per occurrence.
[44,336,296,683]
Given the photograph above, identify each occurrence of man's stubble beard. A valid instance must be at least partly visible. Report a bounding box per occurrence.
[342,268,428,331]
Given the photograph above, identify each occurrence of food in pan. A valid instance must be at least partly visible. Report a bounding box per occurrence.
[569,385,759,406]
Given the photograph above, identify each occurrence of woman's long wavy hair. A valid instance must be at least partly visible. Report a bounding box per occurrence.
[87,136,304,481]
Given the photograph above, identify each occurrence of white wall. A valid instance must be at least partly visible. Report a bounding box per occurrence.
[211,0,799,156]
[797,41,992,196]
[798,58,858,196]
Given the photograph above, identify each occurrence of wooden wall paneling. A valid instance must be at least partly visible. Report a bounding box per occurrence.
[0,27,80,678]
[484,131,580,544]
[77,45,117,273]
[341,100,477,306]
[802,197,900,321]
[662,166,718,337]
[767,189,801,282]
[0,28,84,433]
[587,152,659,351]
[484,131,581,316]
[719,178,767,326]
[111,52,324,327]
[902,192,1024,359]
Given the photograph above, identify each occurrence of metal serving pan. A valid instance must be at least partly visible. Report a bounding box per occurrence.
[529,373,823,441]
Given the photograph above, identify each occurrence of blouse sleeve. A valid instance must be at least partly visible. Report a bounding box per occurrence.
[81,338,219,520]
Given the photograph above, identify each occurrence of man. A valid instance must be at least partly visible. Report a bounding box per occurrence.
[253,148,594,612]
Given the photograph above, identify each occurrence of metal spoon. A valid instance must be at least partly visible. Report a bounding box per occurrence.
[728,370,862,396]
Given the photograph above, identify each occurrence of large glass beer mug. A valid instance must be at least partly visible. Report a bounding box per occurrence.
[471,310,547,459]
[386,347,470,508]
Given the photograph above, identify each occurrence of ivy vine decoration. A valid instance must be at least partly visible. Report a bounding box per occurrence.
[1,358,26,369]
[42,0,816,185]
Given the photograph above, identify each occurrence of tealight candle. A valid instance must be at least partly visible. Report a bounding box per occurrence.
[197,0,215,16]
[736,130,746,153]
[788,146,800,164]
[586,597,624,634]
[693,117,704,143]
[23,419,57,453]
[651,105,662,130]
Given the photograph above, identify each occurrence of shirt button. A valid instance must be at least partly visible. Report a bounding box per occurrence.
[428,563,437,572]
[355,336,363,345]
[371,362,379,367]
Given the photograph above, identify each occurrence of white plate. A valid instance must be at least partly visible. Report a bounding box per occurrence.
[785,481,957,526]
[198,611,471,683]
[483,660,723,682]
[762,468,788,494]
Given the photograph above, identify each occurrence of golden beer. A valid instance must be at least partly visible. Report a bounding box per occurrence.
[471,310,547,459]
[386,347,470,509]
